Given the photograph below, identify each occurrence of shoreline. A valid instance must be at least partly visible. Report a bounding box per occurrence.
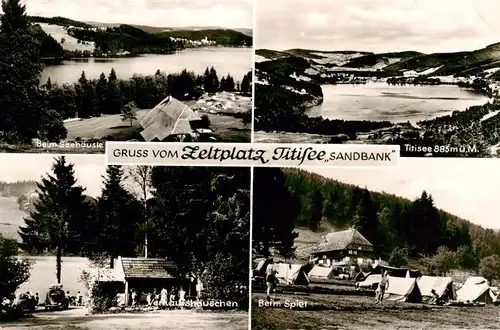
[305,81,492,125]
[43,46,252,63]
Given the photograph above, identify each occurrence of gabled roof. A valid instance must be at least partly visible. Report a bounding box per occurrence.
[120,258,177,279]
[140,96,201,141]
[311,229,373,254]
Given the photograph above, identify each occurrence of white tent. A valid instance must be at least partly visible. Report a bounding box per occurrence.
[457,276,496,304]
[418,276,453,300]
[274,263,310,285]
[308,266,335,281]
[384,276,422,303]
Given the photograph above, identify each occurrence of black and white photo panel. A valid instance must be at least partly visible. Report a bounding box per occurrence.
[254,0,500,157]
[0,0,253,154]
[251,158,500,329]
[0,153,250,329]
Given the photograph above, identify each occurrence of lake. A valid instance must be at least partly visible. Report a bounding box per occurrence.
[17,256,91,300]
[40,47,252,85]
[306,83,490,123]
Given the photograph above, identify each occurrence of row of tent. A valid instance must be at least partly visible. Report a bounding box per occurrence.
[265,262,499,304]
[380,275,498,304]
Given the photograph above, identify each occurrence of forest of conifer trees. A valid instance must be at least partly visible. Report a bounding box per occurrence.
[253,168,500,276]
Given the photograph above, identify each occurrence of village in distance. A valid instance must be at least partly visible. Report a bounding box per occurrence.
[0,0,253,154]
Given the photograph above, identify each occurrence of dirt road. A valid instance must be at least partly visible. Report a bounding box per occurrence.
[2,307,248,330]
[252,292,500,330]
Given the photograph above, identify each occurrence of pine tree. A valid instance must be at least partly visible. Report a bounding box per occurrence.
[95,166,142,265]
[1,0,29,34]
[252,168,299,258]
[44,77,53,89]
[225,74,235,92]
[18,156,90,283]
[107,68,122,114]
[352,189,378,246]
[95,72,108,113]
[220,76,226,92]
[0,0,44,143]
[203,67,210,91]
[308,189,323,231]
[200,168,250,308]
[108,68,117,82]
[240,71,251,95]
[204,66,219,94]
[148,167,213,276]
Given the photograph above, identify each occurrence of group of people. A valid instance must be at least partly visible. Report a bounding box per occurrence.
[66,291,84,306]
[129,287,186,308]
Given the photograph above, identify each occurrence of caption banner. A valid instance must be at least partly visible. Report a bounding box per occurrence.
[106,142,399,167]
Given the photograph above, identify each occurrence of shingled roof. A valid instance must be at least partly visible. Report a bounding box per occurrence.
[140,96,201,141]
[311,229,373,254]
[120,258,177,279]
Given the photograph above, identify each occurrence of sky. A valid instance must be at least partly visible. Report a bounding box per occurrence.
[15,0,253,29]
[309,158,500,229]
[0,154,106,197]
[256,0,500,53]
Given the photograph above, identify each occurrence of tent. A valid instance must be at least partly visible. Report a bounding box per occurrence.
[384,276,422,303]
[355,271,371,282]
[308,266,335,281]
[457,276,496,304]
[274,263,310,286]
[371,264,421,278]
[417,276,454,301]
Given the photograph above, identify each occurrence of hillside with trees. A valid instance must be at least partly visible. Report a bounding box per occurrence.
[0,0,250,146]
[253,168,500,277]
[0,181,38,197]
[29,15,252,55]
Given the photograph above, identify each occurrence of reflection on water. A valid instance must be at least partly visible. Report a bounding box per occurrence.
[40,47,252,84]
[307,83,490,123]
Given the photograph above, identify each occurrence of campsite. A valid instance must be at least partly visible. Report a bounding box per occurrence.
[252,260,500,330]
[252,166,500,329]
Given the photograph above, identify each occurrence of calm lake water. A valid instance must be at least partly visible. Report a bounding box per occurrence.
[307,83,490,123]
[40,47,252,84]
[17,256,90,299]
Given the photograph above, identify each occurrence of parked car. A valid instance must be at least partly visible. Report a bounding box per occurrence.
[355,274,381,290]
[45,284,69,311]
[14,293,37,312]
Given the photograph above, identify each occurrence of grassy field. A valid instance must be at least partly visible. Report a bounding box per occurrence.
[251,292,500,330]
[0,93,250,153]
[2,309,248,330]
[38,23,95,52]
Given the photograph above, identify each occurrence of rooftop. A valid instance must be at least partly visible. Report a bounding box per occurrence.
[140,96,201,141]
[120,257,177,279]
[311,228,373,254]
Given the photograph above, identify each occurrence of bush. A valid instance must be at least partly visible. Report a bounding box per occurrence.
[86,282,123,313]
[479,255,500,283]
[200,253,248,311]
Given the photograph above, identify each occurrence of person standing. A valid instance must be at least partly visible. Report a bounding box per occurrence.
[76,291,83,306]
[160,287,168,307]
[266,260,278,302]
[376,271,389,304]
[131,289,137,306]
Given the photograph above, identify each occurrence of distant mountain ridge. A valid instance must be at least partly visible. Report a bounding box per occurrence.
[29,16,253,38]
[257,43,500,76]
